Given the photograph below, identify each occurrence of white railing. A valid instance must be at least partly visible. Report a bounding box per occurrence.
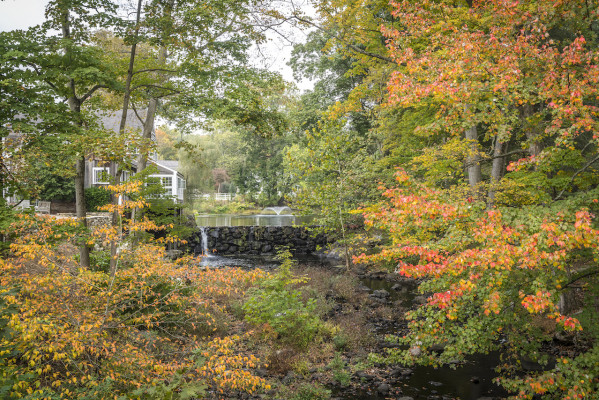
[214,193,232,201]
[188,191,236,201]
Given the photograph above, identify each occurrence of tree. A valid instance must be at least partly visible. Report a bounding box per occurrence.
[357,169,599,399]
[1,0,125,267]
[383,0,599,206]
[286,119,379,268]
[352,0,599,397]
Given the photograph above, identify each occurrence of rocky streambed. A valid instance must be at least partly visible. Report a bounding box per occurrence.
[228,260,508,400]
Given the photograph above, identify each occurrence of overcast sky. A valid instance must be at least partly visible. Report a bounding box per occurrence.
[0,0,314,91]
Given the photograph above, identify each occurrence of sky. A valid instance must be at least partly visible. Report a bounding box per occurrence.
[0,0,314,91]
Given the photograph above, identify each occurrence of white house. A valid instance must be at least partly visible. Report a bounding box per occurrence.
[149,160,186,203]
[86,110,186,203]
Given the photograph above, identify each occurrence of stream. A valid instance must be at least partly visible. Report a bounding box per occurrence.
[197,253,507,400]
[195,215,507,399]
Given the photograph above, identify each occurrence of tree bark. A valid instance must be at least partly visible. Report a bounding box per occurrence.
[110,0,144,271]
[118,0,143,135]
[520,103,542,157]
[464,105,482,190]
[75,156,90,267]
[487,138,505,206]
[62,6,90,268]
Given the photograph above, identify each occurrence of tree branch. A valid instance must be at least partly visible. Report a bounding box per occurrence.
[564,267,599,289]
[130,84,181,94]
[80,84,108,103]
[291,15,395,64]
[132,68,177,76]
[553,153,599,201]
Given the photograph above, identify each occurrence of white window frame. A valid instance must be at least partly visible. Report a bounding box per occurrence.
[178,177,186,189]
[93,167,110,184]
[161,176,173,189]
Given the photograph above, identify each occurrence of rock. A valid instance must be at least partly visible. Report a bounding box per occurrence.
[429,381,443,387]
[355,371,375,380]
[470,376,480,384]
[413,295,427,304]
[357,284,370,292]
[311,373,324,381]
[282,371,296,384]
[372,289,390,298]
[369,296,387,304]
[401,368,413,377]
[409,346,422,357]
[429,343,445,353]
[391,283,402,291]
[398,397,415,400]
[377,383,391,394]
[554,331,575,344]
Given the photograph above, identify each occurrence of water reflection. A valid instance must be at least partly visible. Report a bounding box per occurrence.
[196,214,313,227]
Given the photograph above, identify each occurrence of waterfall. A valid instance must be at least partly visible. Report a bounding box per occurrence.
[200,226,209,255]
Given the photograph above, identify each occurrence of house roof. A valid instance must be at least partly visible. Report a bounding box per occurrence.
[152,160,182,177]
[98,109,149,134]
[155,160,179,171]
[7,109,154,138]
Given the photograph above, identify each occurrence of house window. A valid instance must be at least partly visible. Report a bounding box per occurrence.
[93,167,110,184]
[178,178,186,189]
[161,176,173,189]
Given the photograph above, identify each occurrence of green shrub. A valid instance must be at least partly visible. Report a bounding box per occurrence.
[85,186,111,212]
[243,250,323,348]
[333,333,348,351]
[90,250,111,273]
[289,383,331,400]
[328,353,351,386]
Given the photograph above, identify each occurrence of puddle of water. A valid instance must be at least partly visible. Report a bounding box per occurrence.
[359,277,418,304]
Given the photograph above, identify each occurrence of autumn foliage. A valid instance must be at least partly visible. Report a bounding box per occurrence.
[356,170,599,398]
[0,183,268,399]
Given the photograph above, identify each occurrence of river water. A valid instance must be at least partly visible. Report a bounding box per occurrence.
[196,214,313,227]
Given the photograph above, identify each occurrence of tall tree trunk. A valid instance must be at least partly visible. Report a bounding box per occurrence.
[63,7,90,268]
[520,103,542,158]
[464,105,482,190]
[487,138,505,207]
[75,156,90,267]
[118,0,143,135]
[110,0,144,273]
[137,98,157,172]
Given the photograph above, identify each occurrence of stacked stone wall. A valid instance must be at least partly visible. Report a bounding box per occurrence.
[188,226,327,256]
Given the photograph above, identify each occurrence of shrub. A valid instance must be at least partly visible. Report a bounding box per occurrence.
[329,353,351,386]
[243,250,323,348]
[288,383,331,400]
[84,186,111,211]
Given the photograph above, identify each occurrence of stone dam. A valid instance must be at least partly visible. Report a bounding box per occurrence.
[188,226,328,256]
